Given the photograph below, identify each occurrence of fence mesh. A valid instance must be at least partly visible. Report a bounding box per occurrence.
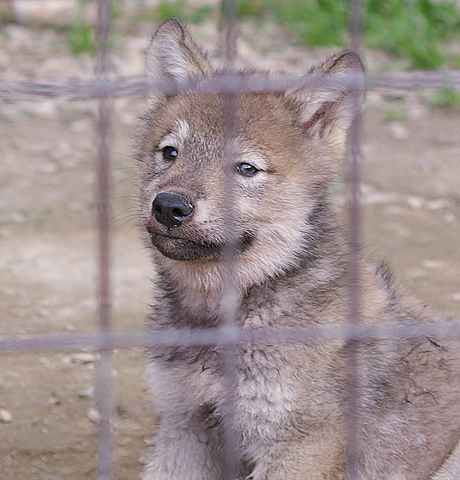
[1,0,460,479]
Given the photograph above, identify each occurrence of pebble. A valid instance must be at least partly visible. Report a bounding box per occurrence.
[424,198,450,211]
[422,259,446,269]
[22,100,58,119]
[387,121,410,140]
[405,195,424,210]
[384,223,412,238]
[51,140,71,160]
[78,386,95,398]
[0,409,13,423]
[87,407,100,423]
[39,357,52,367]
[119,436,133,446]
[38,162,59,174]
[0,213,26,225]
[71,353,98,364]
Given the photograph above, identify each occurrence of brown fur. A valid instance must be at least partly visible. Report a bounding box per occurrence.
[136,19,460,480]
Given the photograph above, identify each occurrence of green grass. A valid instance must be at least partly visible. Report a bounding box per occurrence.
[67,0,94,55]
[383,105,408,122]
[67,0,126,55]
[132,0,213,26]
[157,0,212,24]
[68,21,94,56]
[366,0,460,69]
[66,0,460,69]
[429,88,460,110]
[238,0,460,69]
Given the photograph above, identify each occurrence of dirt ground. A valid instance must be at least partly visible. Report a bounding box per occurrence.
[0,17,459,480]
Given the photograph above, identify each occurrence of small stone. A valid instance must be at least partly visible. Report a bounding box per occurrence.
[78,386,95,398]
[0,213,26,225]
[62,355,72,365]
[24,100,58,119]
[70,119,91,133]
[71,353,98,364]
[405,196,424,210]
[422,259,446,269]
[450,293,460,303]
[388,121,410,140]
[0,409,13,423]
[87,407,100,423]
[425,198,450,211]
[39,162,58,174]
[39,357,52,367]
[52,140,71,160]
[119,436,132,446]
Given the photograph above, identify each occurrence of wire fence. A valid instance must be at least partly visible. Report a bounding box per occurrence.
[1,0,460,479]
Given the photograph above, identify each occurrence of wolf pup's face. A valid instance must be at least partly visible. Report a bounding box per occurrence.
[136,19,364,289]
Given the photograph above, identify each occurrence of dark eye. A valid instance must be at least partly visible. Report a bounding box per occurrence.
[236,163,258,177]
[162,146,178,161]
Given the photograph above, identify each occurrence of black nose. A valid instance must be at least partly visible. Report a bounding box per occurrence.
[152,192,195,228]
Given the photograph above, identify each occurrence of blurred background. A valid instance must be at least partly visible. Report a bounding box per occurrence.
[1,0,459,478]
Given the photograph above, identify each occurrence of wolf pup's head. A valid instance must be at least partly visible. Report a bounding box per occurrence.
[136,19,364,293]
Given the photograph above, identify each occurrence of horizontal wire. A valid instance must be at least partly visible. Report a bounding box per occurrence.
[1,71,460,100]
[1,320,460,354]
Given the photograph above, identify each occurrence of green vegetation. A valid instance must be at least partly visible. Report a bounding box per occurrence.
[67,0,94,55]
[66,0,460,69]
[382,105,408,122]
[156,0,212,24]
[68,0,212,55]
[239,0,348,47]
[429,88,460,110]
[366,0,460,69]
[238,0,460,69]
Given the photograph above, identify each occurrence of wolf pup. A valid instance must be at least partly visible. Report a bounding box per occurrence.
[136,19,460,480]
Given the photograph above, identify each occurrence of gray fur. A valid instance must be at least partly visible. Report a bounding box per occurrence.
[136,19,460,480]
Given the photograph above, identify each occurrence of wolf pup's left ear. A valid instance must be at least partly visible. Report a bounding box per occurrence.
[146,18,213,88]
[291,51,365,143]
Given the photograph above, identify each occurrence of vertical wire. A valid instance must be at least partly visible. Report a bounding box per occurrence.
[220,0,240,478]
[345,109,362,480]
[350,0,365,55]
[95,0,114,478]
[346,0,365,478]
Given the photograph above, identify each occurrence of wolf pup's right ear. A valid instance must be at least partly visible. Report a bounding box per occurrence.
[146,18,213,93]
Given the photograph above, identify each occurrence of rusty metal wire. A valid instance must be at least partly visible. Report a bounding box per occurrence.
[1,0,460,479]
[1,71,460,100]
[2,321,460,354]
[95,0,114,478]
[346,0,365,475]
[220,0,240,477]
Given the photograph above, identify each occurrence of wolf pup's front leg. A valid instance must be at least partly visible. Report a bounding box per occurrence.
[142,416,225,480]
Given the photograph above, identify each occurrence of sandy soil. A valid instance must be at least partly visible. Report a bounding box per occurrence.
[0,18,459,480]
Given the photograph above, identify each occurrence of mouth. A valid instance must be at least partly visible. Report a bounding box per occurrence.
[148,231,255,262]
[150,233,221,261]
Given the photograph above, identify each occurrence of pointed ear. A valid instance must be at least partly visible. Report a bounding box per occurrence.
[146,18,213,86]
[290,51,365,141]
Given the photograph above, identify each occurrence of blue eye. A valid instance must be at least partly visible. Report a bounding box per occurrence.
[162,146,178,161]
[236,163,258,177]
